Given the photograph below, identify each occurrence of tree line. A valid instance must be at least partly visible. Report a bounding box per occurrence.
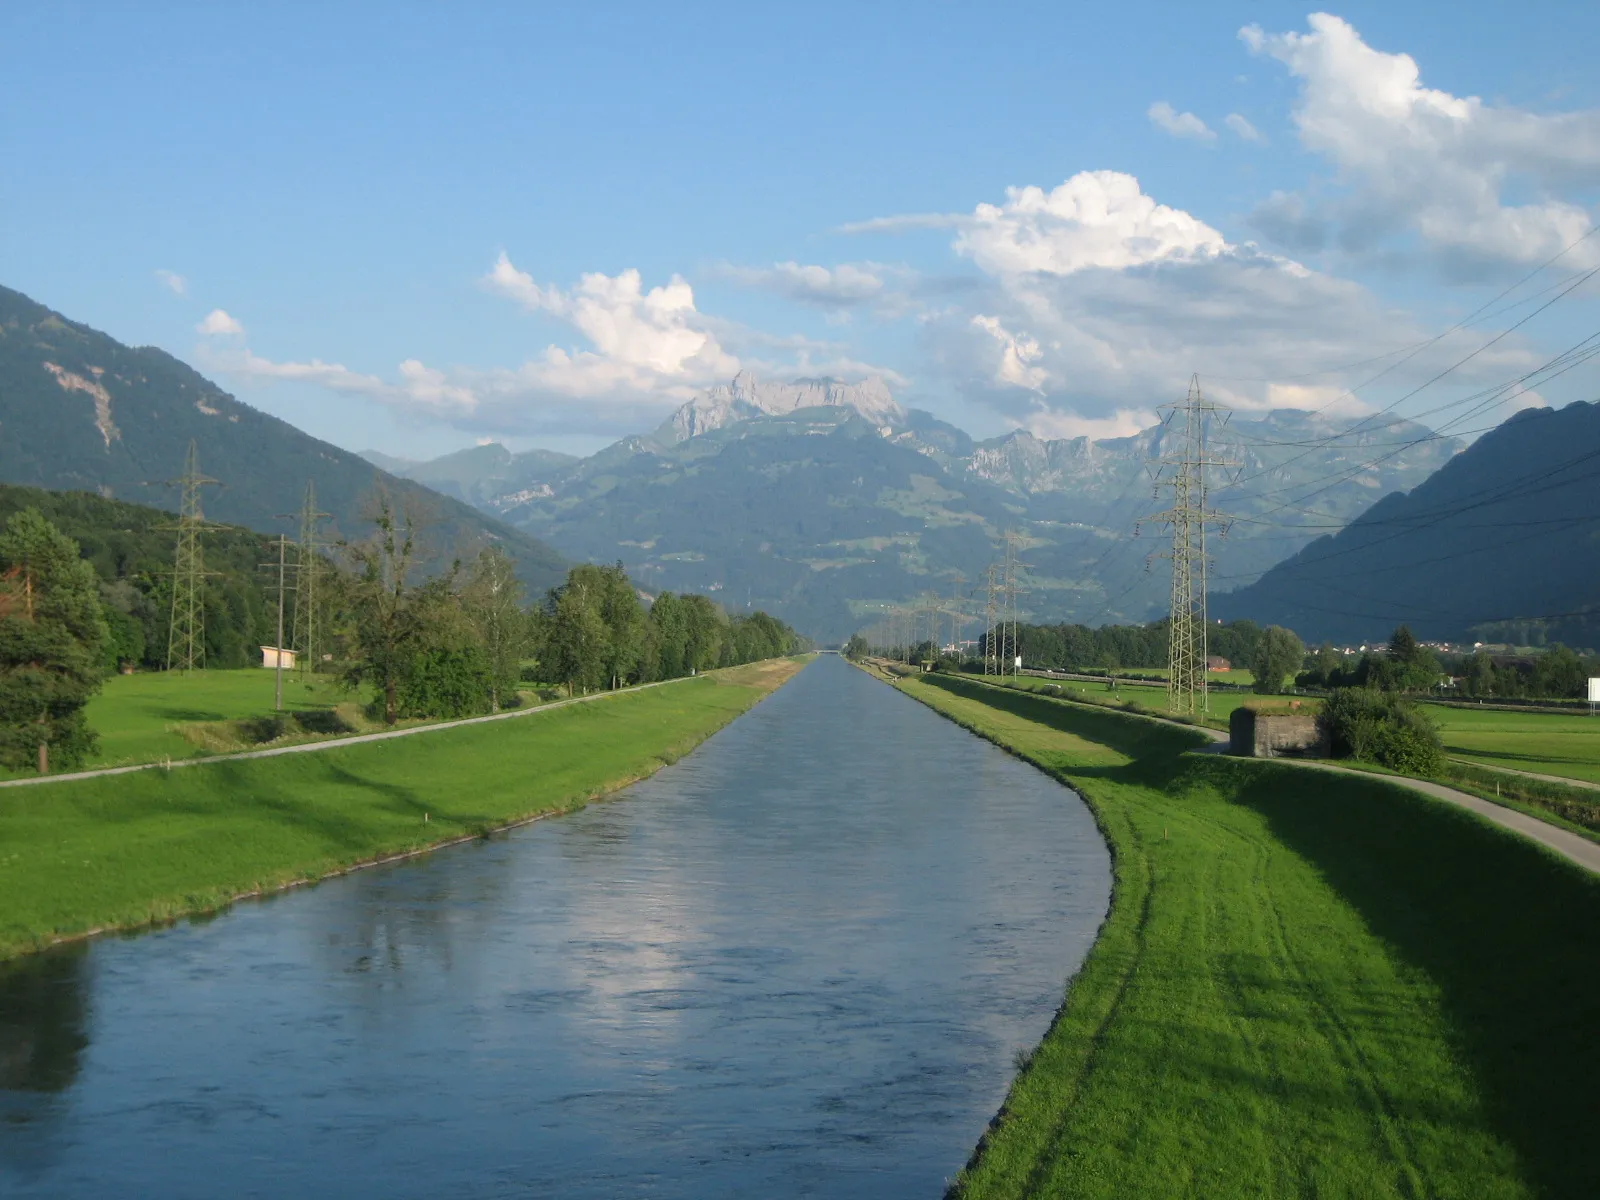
[0,496,805,773]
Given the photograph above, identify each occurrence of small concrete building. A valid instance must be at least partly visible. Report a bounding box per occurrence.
[260,646,297,670]
[1230,706,1326,758]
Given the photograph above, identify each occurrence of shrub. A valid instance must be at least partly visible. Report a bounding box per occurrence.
[1317,688,1444,775]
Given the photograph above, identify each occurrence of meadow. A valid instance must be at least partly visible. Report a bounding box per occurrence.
[81,668,349,767]
[981,671,1311,731]
[892,672,1595,1199]
[0,659,804,960]
[1428,702,1600,783]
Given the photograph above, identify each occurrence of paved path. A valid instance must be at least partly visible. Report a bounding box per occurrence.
[0,675,698,792]
[1447,756,1600,792]
[954,673,1599,876]
[1261,758,1600,876]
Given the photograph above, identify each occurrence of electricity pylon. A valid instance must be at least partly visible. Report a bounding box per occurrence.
[163,441,218,673]
[983,563,999,675]
[291,482,332,677]
[1002,531,1025,676]
[946,571,966,660]
[1142,375,1234,716]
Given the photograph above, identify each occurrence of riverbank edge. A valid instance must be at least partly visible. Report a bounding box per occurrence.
[1,656,812,964]
[857,663,1599,1197]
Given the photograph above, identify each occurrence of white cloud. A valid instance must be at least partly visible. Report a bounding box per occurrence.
[971,315,1047,391]
[154,269,186,296]
[1225,113,1265,143]
[720,261,889,307]
[1025,407,1155,441]
[909,171,1538,435]
[1148,101,1216,142]
[196,309,244,336]
[481,252,737,384]
[953,170,1226,277]
[1243,13,1600,272]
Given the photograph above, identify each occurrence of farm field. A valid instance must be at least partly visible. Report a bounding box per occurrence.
[1428,703,1600,784]
[0,658,806,961]
[890,671,1596,1199]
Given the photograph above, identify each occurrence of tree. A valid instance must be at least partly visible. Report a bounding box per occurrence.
[1250,625,1305,694]
[648,592,688,679]
[595,563,645,688]
[544,570,609,696]
[1380,625,1441,692]
[1298,642,1342,689]
[461,546,526,712]
[1533,643,1585,698]
[844,633,869,660]
[0,509,108,772]
[342,494,428,725]
[1464,652,1496,697]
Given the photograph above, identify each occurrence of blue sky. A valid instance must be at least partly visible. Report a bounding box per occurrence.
[4,2,1599,458]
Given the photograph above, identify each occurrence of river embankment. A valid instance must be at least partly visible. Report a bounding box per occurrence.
[880,670,1598,1200]
[0,658,807,961]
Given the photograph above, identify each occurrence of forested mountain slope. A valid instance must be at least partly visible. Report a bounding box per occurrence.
[0,285,565,592]
[1216,401,1600,647]
[381,373,1461,641]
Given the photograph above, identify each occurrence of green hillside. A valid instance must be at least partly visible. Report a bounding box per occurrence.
[0,284,566,593]
[1217,401,1600,646]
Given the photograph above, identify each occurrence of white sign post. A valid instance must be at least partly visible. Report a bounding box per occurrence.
[1588,677,1600,715]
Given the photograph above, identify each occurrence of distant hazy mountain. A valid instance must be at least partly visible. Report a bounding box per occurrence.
[0,285,566,591]
[386,371,1461,640]
[1216,401,1600,648]
[359,443,578,512]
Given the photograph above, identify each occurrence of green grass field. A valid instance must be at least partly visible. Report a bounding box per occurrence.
[893,673,1595,1199]
[0,659,804,960]
[983,671,1312,730]
[1428,702,1600,784]
[82,669,348,767]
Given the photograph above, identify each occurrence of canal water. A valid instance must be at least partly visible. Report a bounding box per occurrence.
[0,656,1110,1198]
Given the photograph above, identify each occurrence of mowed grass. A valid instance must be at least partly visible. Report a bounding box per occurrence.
[896,673,1597,1199]
[0,658,806,961]
[1428,702,1600,784]
[991,672,1311,731]
[82,668,347,767]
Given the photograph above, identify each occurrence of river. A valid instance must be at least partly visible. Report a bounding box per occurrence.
[0,655,1110,1198]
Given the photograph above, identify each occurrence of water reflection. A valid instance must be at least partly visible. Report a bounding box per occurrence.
[0,656,1110,1198]
[0,945,88,1094]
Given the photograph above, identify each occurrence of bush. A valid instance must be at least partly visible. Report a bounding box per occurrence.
[1317,688,1444,775]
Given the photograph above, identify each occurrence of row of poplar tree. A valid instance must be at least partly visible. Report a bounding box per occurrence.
[0,500,805,773]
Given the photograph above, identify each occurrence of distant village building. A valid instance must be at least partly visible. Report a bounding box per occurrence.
[260,646,297,670]
[1206,656,1231,672]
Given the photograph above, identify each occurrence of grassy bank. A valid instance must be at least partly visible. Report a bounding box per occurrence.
[887,672,1596,1199]
[0,658,807,961]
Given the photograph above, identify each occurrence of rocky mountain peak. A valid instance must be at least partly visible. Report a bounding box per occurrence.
[660,371,904,444]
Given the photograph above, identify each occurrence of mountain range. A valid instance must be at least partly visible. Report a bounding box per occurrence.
[1216,400,1600,648]
[0,285,566,592]
[369,372,1462,640]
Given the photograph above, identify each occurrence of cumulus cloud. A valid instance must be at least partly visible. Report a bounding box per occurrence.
[1242,13,1600,273]
[196,309,244,336]
[909,170,1537,436]
[971,315,1047,391]
[953,170,1227,277]
[154,269,186,295]
[1148,101,1216,142]
[720,261,889,307]
[1025,407,1155,441]
[1225,113,1265,143]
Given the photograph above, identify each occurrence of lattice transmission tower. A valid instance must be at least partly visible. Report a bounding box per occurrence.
[291,482,332,677]
[983,563,999,675]
[1141,376,1234,716]
[164,440,218,673]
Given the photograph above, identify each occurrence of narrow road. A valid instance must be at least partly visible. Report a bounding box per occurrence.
[953,674,1600,876]
[0,674,698,792]
[1447,756,1600,792]
[1262,758,1600,876]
